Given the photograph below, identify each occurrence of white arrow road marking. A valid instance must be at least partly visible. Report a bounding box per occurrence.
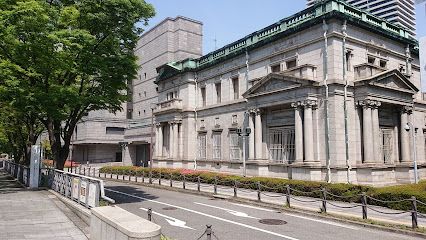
[140,207,194,230]
[230,203,278,212]
[106,188,300,240]
[193,202,260,219]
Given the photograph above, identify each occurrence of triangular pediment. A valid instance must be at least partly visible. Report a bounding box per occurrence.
[243,73,316,97]
[355,70,418,94]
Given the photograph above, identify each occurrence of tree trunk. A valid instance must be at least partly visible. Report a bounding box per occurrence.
[47,119,72,170]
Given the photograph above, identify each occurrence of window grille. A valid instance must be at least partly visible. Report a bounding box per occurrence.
[268,127,295,163]
[197,134,206,160]
[212,133,221,160]
[229,132,241,161]
[380,128,394,164]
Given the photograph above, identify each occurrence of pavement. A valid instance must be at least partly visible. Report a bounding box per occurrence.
[103,179,425,240]
[0,170,88,240]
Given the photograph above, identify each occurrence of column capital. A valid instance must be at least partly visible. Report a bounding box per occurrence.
[155,123,162,127]
[357,100,381,108]
[401,105,413,114]
[291,101,302,109]
[301,100,318,109]
[249,108,262,115]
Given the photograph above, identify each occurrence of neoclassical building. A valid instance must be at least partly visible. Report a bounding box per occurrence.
[153,0,425,185]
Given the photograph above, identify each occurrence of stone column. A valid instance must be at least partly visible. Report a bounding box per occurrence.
[371,101,381,163]
[291,102,303,163]
[400,106,412,162]
[360,100,374,163]
[155,125,159,157]
[157,124,163,158]
[303,100,317,162]
[248,111,255,159]
[173,121,179,159]
[255,109,263,160]
[169,122,174,158]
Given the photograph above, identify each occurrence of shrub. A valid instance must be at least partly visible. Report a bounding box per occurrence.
[99,166,426,213]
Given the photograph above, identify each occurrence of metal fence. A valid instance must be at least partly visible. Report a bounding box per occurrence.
[3,160,30,187]
[89,167,426,229]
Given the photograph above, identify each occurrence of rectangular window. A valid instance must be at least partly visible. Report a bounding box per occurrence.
[286,59,297,69]
[345,51,352,71]
[271,64,281,73]
[368,56,375,65]
[230,131,241,161]
[106,127,125,135]
[200,87,206,107]
[212,132,221,160]
[215,83,221,103]
[379,60,387,68]
[197,134,207,160]
[232,77,239,100]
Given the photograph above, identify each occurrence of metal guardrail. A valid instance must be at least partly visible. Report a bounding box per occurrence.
[3,160,30,187]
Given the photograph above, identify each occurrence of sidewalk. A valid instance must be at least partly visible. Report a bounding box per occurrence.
[0,170,88,240]
[91,170,425,229]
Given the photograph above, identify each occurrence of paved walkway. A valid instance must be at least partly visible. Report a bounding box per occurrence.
[0,170,88,240]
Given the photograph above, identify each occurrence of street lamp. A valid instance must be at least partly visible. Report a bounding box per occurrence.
[404,123,419,184]
[150,103,156,170]
[238,112,251,177]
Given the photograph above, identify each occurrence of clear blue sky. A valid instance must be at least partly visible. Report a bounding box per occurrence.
[143,0,426,55]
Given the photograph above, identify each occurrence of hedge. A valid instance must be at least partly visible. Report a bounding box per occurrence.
[99,166,426,213]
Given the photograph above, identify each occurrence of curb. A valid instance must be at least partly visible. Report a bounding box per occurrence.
[48,190,92,226]
[102,177,426,238]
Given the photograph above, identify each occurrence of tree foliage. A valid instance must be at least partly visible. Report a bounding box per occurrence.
[0,0,155,169]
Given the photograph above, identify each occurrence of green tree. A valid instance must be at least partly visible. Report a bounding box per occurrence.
[0,0,154,169]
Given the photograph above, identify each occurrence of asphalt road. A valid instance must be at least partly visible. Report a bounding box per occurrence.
[104,180,422,240]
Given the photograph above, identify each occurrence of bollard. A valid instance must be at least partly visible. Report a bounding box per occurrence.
[159,172,162,185]
[411,196,418,229]
[213,177,217,195]
[116,173,118,179]
[88,167,91,176]
[135,175,138,182]
[170,173,173,187]
[321,188,327,213]
[183,175,186,189]
[205,225,212,240]
[129,175,131,181]
[257,181,261,201]
[147,208,152,221]
[122,174,125,180]
[83,167,86,175]
[149,171,153,184]
[93,168,96,177]
[67,167,70,173]
[361,192,368,219]
[286,185,291,207]
[142,171,145,183]
[197,176,201,192]
[233,180,237,198]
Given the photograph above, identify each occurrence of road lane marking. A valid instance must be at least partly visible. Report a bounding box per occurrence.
[284,213,359,230]
[140,207,194,230]
[106,188,300,240]
[194,202,260,219]
[230,203,278,212]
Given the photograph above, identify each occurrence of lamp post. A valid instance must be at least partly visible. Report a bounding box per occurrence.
[150,103,156,170]
[239,112,251,177]
[405,122,419,184]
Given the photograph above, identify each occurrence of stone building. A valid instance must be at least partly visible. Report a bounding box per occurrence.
[153,0,425,185]
[70,16,202,165]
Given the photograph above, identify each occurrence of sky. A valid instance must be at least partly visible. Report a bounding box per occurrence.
[143,0,426,55]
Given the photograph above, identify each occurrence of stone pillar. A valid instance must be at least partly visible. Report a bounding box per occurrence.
[169,122,174,158]
[248,111,255,159]
[371,101,381,163]
[400,106,412,162]
[155,125,159,157]
[178,123,183,158]
[303,100,317,162]
[255,109,263,160]
[291,102,303,163]
[360,100,374,163]
[173,122,179,159]
[157,124,163,158]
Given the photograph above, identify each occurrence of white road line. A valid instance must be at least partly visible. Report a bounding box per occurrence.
[230,203,278,212]
[106,188,300,240]
[194,202,260,219]
[284,213,359,230]
[140,207,194,230]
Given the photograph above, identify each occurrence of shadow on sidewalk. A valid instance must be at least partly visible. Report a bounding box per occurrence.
[0,170,23,194]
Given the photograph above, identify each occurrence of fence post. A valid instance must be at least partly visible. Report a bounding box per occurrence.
[213,176,217,194]
[233,180,237,198]
[88,167,91,176]
[142,171,145,183]
[93,168,96,177]
[170,173,173,187]
[147,208,152,222]
[159,172,162,185]
[149,171,153,184]
[183,175,186,189]
[361,192,368,219]
[205,225,212,240]
[116,173,118,179]
[257,181,261,201]
[197,176,201,192]
[122,174,125,180]
[286,185,291,207]
[321,188,327,213]
[411,196,418,229]
[83,167,86,176]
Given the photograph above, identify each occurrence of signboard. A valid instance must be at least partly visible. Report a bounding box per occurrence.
[87,183,98,208]
[79,180,88,204]
[72,178,80,199]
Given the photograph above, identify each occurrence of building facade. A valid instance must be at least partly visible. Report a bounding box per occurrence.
[154,0,425,186]
[71,16,202,165]
[307,0,417,37]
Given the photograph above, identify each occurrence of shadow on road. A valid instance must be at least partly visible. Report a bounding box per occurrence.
[105,185,159,204]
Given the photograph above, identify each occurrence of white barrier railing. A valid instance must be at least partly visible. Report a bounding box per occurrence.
[3,160,30,187]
